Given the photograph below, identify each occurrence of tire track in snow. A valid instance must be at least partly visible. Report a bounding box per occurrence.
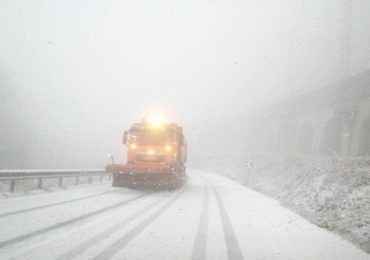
[0,190,122,218]
[210,182,244,260]
[191,180,209,260]
[0,193,148,250]
[56,193,170,260]
[92,184,189,260]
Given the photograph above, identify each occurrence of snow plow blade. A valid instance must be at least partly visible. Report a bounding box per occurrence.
[106,164,172,174]
[105,164,184,189]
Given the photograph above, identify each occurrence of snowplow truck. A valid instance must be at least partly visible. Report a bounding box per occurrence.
[105,120,187,188]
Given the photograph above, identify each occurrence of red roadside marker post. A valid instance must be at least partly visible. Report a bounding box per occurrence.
[245,161,253,169]
[245,161,253,182]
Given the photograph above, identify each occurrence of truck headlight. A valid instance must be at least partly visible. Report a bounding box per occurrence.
[165,145,172,152]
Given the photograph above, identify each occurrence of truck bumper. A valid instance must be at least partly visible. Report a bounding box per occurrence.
[105,164,183,188]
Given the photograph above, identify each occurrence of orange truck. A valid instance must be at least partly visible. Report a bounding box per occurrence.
[106,119,187,188]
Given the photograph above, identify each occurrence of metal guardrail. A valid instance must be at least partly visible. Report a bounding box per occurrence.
[0,170,111,193]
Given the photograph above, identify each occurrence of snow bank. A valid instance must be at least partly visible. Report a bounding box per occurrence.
[197,153,370,253]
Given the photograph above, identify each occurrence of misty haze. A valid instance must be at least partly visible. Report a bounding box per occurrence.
[1,0,370,259]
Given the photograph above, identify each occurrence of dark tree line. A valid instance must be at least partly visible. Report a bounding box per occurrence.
[0,72,32,169]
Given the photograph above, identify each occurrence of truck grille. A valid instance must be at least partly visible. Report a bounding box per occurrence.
[136,154,166,163]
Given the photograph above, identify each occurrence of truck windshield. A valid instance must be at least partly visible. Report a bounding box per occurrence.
[131,130,171,146]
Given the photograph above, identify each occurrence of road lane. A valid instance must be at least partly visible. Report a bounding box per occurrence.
[0,170,368,260]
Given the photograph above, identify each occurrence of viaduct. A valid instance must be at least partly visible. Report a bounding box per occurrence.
[248,70,370,156]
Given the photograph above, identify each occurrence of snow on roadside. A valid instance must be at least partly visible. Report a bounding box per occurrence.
[197,153,370,254]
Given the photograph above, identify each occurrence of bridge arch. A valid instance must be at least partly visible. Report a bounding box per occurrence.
[319,119,344,155]
[276,119,298,152]
[296,123,314,154]
[358,114,370,155]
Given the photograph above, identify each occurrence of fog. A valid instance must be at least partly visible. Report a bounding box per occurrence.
[1,0,370,169]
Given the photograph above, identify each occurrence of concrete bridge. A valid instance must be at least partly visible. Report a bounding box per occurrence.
[247,70,370,156]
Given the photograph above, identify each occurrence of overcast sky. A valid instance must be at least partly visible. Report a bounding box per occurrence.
[1,0,370,168]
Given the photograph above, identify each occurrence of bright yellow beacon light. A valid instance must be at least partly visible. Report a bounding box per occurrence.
[148,113,166,128]
[165,145,172,152]
[148,149,154,155]
[130,143,137,150]
[151,118,163,128]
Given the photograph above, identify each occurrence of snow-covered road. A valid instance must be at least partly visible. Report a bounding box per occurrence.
[0,170,368,260]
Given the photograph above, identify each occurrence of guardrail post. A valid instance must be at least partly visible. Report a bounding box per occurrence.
[1,170,105,193]
[37,178,42,189]
[10,180,15,193]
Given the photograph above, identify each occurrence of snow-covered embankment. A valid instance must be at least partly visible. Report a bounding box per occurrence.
[197,154,370,253]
